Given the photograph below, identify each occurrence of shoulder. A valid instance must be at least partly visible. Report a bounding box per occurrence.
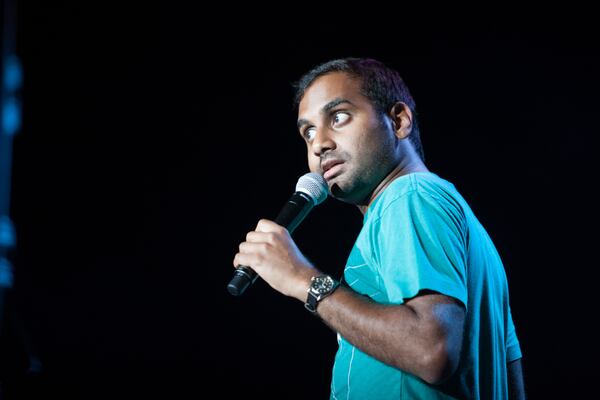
[368,173,463,219]
[364,173,469,242]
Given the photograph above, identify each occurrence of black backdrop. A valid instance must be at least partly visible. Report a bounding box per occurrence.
[1,4,598,399]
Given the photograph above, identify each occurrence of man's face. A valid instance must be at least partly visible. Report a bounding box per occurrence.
[297,72,398,204]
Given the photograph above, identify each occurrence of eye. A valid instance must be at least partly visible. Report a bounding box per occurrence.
[332,112,350,127]
[304,127,316,142]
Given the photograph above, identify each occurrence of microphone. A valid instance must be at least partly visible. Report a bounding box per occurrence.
[227,172,328,296]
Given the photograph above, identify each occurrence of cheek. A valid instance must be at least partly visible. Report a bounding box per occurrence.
[308,154,320,173]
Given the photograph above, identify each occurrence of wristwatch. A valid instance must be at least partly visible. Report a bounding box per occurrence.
[304,274,340,314]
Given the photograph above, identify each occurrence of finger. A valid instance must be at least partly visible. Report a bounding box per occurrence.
[246,230,275,243]
[255,219,283,233]
[233,252,259,270]
[238,241,269,254]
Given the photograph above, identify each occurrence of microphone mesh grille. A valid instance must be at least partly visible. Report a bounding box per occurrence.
[296,172,328,205]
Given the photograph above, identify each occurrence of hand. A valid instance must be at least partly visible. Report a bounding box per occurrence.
[233,219,318,301]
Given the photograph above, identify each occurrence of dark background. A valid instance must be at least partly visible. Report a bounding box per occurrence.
[1,3,598,399]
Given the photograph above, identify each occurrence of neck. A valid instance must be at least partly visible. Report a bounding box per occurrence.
[357,157,429,215]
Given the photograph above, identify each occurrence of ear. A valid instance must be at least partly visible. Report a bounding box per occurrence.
[389,102,413,140]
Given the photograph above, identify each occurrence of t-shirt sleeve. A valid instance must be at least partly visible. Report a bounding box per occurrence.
[371,190,468,308]
[506,305,522,361]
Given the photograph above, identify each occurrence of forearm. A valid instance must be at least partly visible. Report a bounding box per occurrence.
[232,220,462,384]
[314,285,457,384]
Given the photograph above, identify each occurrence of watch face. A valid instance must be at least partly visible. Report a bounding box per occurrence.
[312,276,335,294]
[306,275,339,313]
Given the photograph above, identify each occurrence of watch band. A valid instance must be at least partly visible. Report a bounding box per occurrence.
[305,290,320,313]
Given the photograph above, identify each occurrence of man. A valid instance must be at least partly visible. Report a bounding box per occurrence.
[233,58,524,399]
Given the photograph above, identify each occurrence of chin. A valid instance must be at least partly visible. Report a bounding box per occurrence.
[330,173,376,205]
[329,182,362,205]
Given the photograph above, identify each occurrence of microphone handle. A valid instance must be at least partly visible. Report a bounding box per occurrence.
[227,266,258,296]
[227,192,314,296]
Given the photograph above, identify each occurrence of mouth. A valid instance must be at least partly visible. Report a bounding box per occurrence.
[321,160,345,181]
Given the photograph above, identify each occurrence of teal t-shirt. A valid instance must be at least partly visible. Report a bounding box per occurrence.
[330,172,521,400]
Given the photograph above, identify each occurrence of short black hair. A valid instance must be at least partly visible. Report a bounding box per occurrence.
[293,58,424,161]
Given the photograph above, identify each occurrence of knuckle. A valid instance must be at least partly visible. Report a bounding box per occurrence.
[256,219,268,229]
[259,242,270,253]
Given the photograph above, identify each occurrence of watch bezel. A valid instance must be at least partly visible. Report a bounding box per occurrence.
[311,275,336,296]
[305,274,339,313]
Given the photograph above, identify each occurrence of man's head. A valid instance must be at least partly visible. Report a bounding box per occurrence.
[294,58,423,160]
[294,58,424,205]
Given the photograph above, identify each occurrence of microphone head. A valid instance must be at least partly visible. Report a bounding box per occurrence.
[296,172,328,206]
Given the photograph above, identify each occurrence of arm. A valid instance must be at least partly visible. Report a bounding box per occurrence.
[233,219,465,385]
[317,286,465,384]
[508,358,526,400]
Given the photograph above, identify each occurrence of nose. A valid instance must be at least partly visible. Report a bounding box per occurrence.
[312,128,336,157]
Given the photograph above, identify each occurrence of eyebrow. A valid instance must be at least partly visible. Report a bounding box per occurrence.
[296,98,355,131]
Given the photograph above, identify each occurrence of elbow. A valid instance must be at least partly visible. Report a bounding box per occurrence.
[419,343,460,385]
